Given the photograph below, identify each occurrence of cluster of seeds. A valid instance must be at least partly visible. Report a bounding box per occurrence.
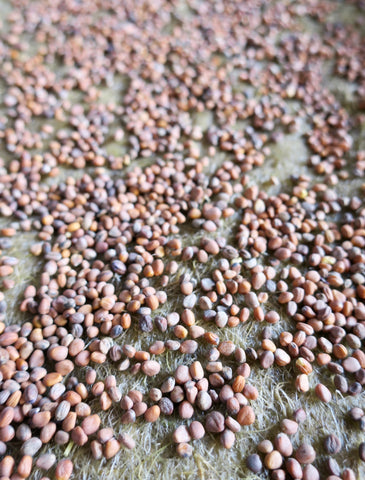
[0,0,364,478]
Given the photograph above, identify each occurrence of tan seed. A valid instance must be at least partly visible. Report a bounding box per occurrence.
[264,450,283,470]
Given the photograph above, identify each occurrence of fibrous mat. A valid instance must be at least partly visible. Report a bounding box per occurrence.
[0,0,364,479]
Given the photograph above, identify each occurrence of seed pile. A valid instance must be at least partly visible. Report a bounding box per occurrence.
[0,0,364,478]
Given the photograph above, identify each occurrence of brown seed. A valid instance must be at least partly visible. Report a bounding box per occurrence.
[189,421,205,440]
[242,384,258,400]
[274,433,293,457]
[180,340,198,354]
[303,464,320,480]
[296,358,312,374]
[246,453,262,473]
[196,391,212,411]
[0,265,13,277]
[258,439,273,454]
[205,411,225,433]
[91,440,103,460]
[32,411,51,428]
[343,468,356,480]
[119,433,136,450]
[48,346,68,361]
[189,361,204,380]
[0,407,14,428]
[179,401,194,419]
[55,431,69,445]
[133,402,148,417]
[21,437,42,456]
[260,350,274,369]
[104,438,120,459]
[342,357,361,373]
[181,309,195,326]
[41,422,56,443]
[281,419,298,435]
[295,443,316,464]
[36,453,56,470]
[237,406,255,425]
[285,458,303,479]
[43,372,63,387]
[324,434,342,454]
[202,238,219,255]
[264,450,283,470]
[275,349,291,366]
[175,365,192,384]
[17,455,32,478]
[97,428,114,444]
[71,426,88,446]
[55,459,73,480]
[220,429,235,449]
[314,383,332,403]
[176,442,193,457]
[173,425,191,443]
[0,455,15,477]
[142,360,160,376]
[232,375,245,393]
[82,414,101,435]
[144,405,160,422]
[295,374,309,392]
[62,412,77,432]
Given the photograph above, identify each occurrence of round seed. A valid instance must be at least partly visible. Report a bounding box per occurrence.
[264,450,283,470]
[295,443,316,464]
[142,360,161,376]
[173,425,191,443]
[55,459,73,480]
[324,434,342,455]
[246,453,263,473]
[205,411,225,433]
[189,421,205,440]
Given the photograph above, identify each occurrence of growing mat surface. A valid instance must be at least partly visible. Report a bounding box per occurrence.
[0,0,364,479]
